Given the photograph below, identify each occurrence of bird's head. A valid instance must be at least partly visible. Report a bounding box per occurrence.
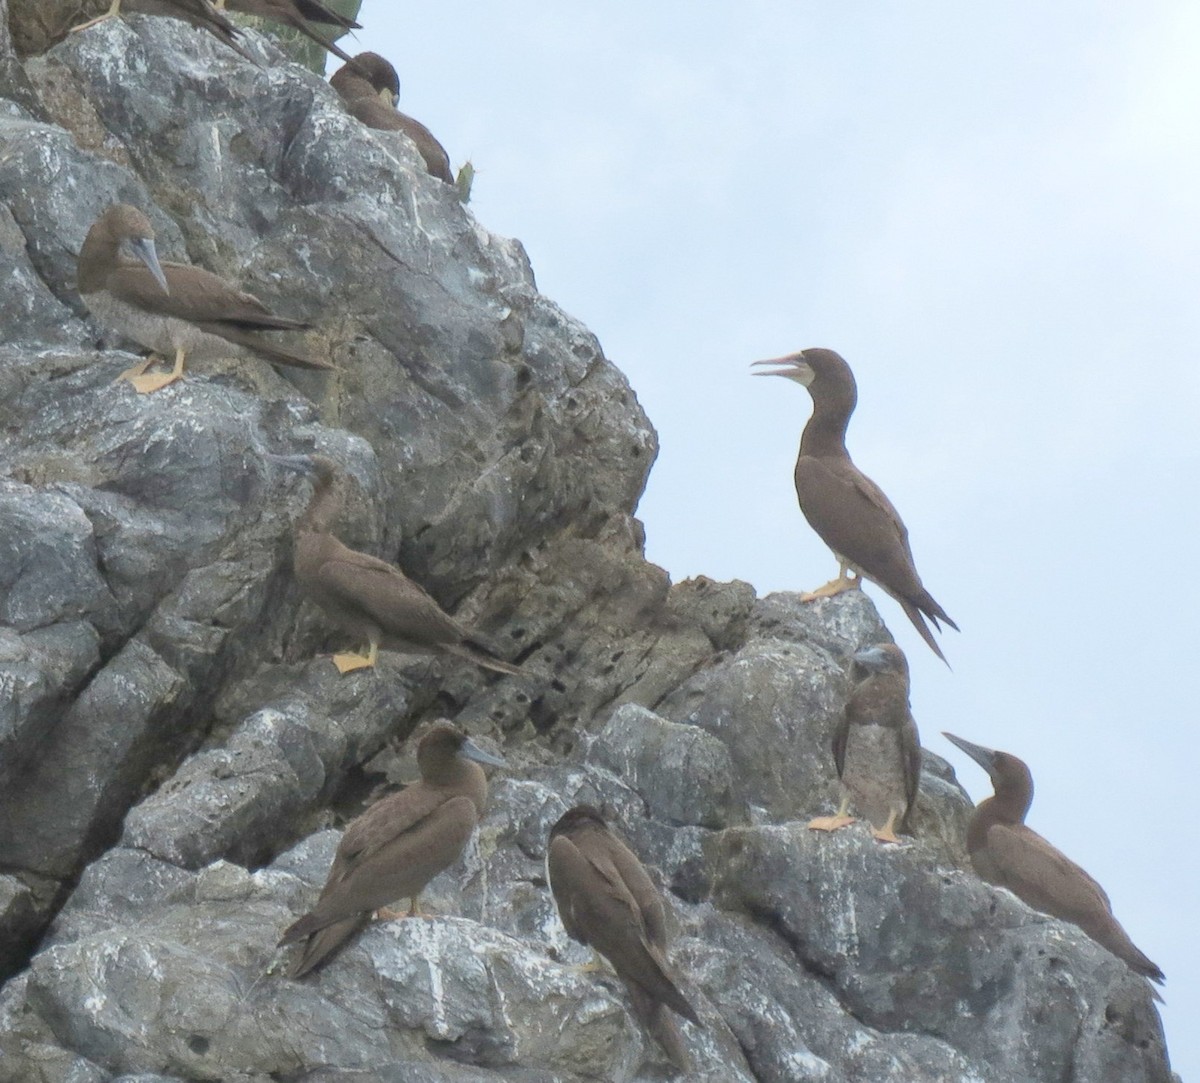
[752,346,854,384]
[90,204,169,295]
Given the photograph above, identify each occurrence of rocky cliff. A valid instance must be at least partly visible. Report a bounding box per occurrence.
[0,7,1173,1082]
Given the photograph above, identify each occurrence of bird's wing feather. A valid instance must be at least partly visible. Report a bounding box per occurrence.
[317,554,466,644]
[830,714,850,779]
[985,822,1113,919]
[548,835,645,943]
[332,786,450,877]
[592,830,669,952]
[281,792,477,942]
[901,716,922,826]
[110,263,307,330]
[794,456,923,593]
[549,834,700,1024]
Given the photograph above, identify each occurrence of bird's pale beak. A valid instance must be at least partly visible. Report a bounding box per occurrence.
[130,236,169,295]
[751,355,812,384]
[943,732,999,777]
[851,645,891,671]
[378,86,398,108]
[460,737,507,768]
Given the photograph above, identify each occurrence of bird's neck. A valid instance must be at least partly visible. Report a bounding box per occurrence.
[421,758,488,814]
[974,786,1033,832]
[799,385,854,456]
[298,478,342,535]
[77,230,120,293]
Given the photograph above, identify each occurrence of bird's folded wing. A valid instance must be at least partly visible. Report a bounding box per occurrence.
[110,263,306,330]
[593,831,670,952]
[332,786,451,878]
[795,456,921,581]
[318,554,465,643]
[986,822,1114,919]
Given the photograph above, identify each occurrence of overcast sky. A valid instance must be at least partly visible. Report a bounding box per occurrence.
[347,3,1198,1075]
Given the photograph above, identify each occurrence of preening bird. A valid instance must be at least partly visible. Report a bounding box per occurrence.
[330,53,455,184]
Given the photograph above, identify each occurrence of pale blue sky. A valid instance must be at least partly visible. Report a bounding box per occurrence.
[348,3,1199,1075]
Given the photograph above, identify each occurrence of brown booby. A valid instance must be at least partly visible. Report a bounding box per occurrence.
[79,205,332,393]
[753,348,958,663]
[808,642,921,843]
[270,453,528,676]
[943,732,1165,989]
[279,721,505,978]
[216,0,357,63]
[547,805,701,1072]
[71,0,254,61]
[330,53,455,184]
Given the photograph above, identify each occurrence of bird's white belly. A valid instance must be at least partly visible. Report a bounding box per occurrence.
[83,291,245,361]
[842,723,907,828]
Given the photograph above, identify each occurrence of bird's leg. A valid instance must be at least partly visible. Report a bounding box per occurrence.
[571,948,610,975]
[112,356,157,385]
[801,561,861,602]
[807,793,855,833]
[872,809,902,845]
[129,347,186,394]
[374,894,435,921]
[333,639,379,674]
[71,0,122,32]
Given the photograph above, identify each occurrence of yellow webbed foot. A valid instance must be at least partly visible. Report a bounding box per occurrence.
[113,357,156,385]
[332,641,378,674]
[800,575,860,602]
[128,369,183,394]
[333,652,375,674]
[571,950,610,975]
[807,814,856,832]
[872,810,903,844]
[374,896,433,921]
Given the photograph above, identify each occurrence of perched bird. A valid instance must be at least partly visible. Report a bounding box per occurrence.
[78,204,332,393]
[216,0,357,63]
[330,53,455,184]
[547,806,701,1072]
[270,453,528,676]
[279,721,505,978]
[71,0,254,61]
[808,642,921,843]
[943,732,1164,990]
[753,348,957,663]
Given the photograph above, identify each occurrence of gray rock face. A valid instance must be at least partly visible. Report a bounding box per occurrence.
[0,12,1173,1083]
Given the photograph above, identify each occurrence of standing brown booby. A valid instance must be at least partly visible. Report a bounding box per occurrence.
[279,721,505,978]
[330,53,455,185]
[79,205,332,393]
[943,732,1164,990]
[547,806,701,1072]
[753,348,957,663]
[808,642,921,843]
[71,0,254,60]
[216,0,357,63]
[271,453,527,676]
